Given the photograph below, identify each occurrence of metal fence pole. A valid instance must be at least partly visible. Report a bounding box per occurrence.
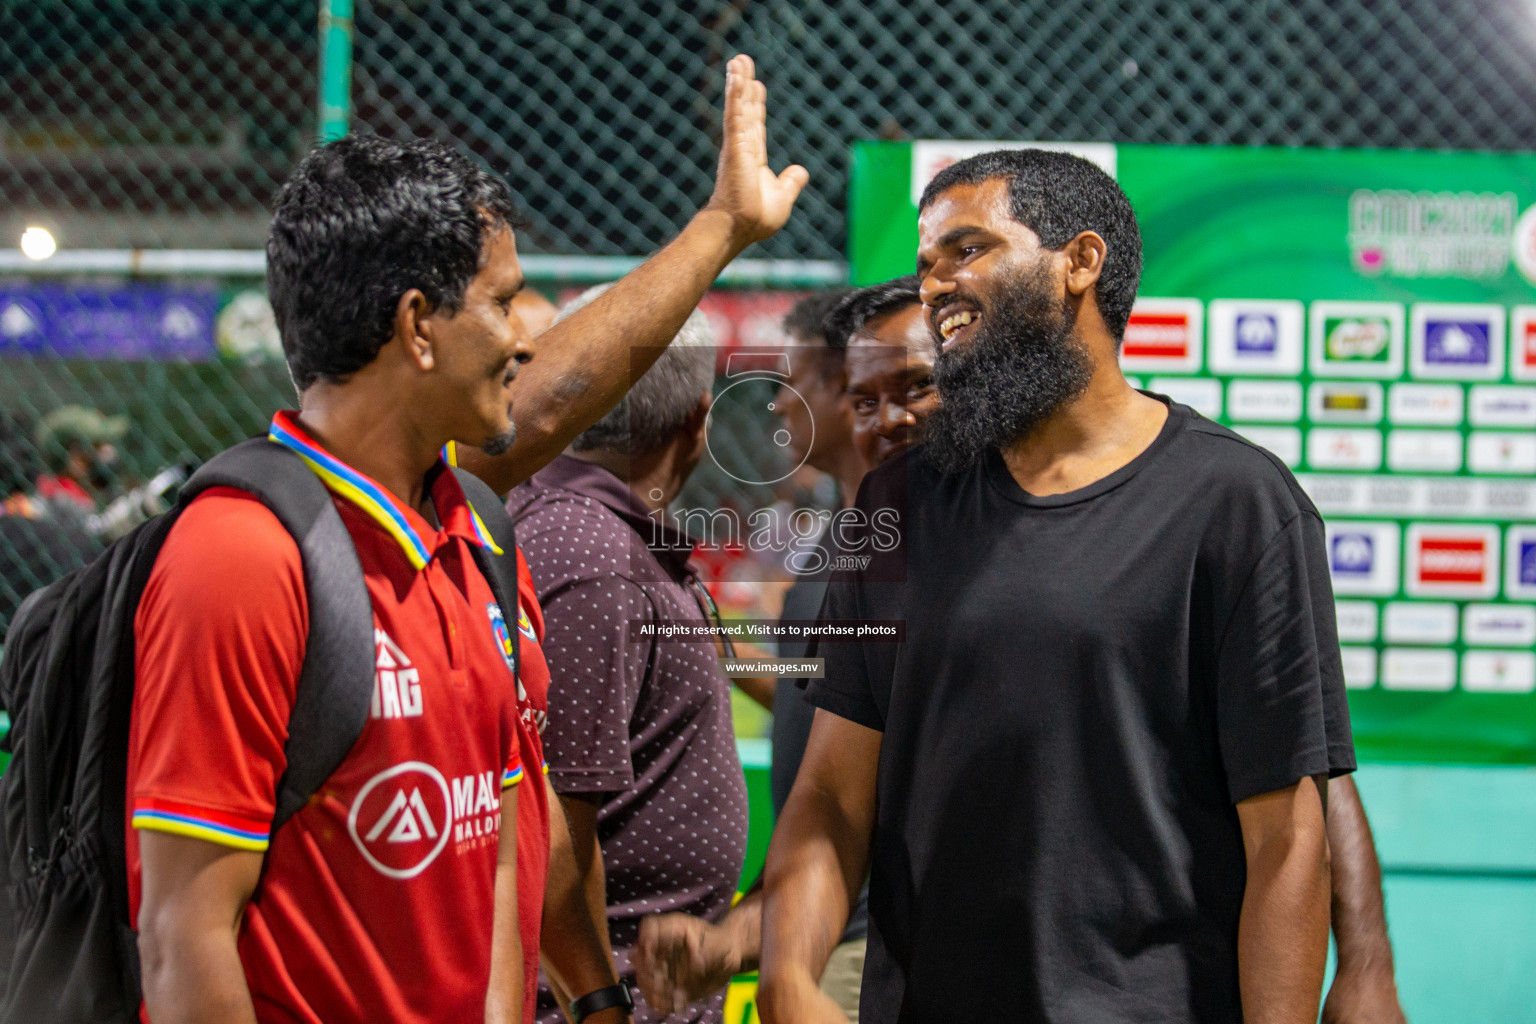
[318,0,354,142]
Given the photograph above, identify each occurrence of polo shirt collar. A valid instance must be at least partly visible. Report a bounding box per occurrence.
[267,410,503,570]
[533,454,696,574]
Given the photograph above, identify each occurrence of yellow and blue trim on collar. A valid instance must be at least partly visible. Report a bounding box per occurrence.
[268,412,501,570]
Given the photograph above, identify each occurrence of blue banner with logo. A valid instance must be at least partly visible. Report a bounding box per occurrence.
[0,285,219,360]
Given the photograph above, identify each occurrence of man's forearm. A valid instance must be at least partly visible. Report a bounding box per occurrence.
[139,927,257,1024]
[1237,782,1331,1024]
[137,834,262,1024]
[469,209,746,493]
[542,789,623,1020]
[757,787,867,1015]
[487,859,525,1024]
[1327,775,1396,976]
[487,787,523,1024]
[1323,775,1406,1023]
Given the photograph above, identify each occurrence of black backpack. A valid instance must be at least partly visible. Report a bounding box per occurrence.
[0,437,519,1023]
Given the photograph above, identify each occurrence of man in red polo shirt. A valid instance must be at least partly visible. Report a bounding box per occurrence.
[128,54,805,1024]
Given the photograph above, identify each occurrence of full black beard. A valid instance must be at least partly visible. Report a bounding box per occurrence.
[920,271,1093,475]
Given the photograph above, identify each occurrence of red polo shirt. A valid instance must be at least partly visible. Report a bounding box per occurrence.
[126,411,550,1023]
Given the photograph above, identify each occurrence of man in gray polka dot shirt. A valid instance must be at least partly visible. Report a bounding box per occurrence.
[509,288,748,1024]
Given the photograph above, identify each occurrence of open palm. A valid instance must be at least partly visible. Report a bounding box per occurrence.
[707,54,809,248]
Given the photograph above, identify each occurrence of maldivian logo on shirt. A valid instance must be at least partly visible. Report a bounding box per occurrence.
[373,628,422,720]
[348,761,452,879]
[348,761,509,878]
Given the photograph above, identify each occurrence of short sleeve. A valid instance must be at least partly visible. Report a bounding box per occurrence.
[502,735,526,790]
[803,573,885,732]
[1298,512,1357,776]
[129,489,308,851]
[537,575,654,794]
[1215,512,1351,804]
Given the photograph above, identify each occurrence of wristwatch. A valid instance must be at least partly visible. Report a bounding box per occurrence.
[569,982,634,1022]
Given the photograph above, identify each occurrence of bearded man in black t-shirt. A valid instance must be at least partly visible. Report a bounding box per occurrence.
[757,149,1357,1024]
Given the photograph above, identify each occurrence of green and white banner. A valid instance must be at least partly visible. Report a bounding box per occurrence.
[850,141,1536,765]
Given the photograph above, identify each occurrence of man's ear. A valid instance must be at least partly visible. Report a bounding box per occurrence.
[685,390,713,453]
[394,288,436,372]
[1061,231,1107,298]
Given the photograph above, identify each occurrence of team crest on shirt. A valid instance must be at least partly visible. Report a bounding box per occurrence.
[516,604,537,641]
[486,603,518,675]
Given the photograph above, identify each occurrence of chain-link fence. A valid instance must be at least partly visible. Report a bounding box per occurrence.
[6,0,1536,630]
[355,0,1536,261]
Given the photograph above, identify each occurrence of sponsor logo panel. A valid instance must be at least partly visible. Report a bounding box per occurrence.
[1386,430,1463,473]
[1207,299,1305,376]
[1409,303,1505,381]
[1324,521,1401,597]
[1340,646,1378,690]
[1467,432,1536,475]
[1463,604,1536,646]
[1297,474,1536,520]
[1423,479,1478,517]
[1351,189,1516,280]
[1306,428,1383,471]
[1381,601,1458,644]
[1148,377,1221,418]
[1309,301,1404,379]
[1510,306,1536,383]
[1227,380,1302,422]
[1468,385,1536,428]
[1505,526,1536,601]
[1334,600,1380,643]
[1387,383,1464,426]
[1381,648,1457,691]
[1461,651,1536,694]
[1405,523,1501,599]
[1120,298,1204,374]
[1308,381,1384,424]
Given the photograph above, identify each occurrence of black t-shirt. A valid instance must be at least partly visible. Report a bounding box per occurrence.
[772,554,832,816]
[805,400,1355,1024]
[772,538,869,942]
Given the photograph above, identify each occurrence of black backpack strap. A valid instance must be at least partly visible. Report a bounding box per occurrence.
[182,439,375,831]
[452,468,521,683]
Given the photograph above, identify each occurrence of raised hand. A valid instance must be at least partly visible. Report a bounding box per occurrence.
[705,54,810,251]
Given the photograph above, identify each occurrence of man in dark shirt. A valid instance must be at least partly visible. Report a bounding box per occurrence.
[774,277,940,820]
[758,150,1354,1024]
[631,279,939,1021]
[509,289,748,1024]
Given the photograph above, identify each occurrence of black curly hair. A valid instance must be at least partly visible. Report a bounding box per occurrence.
[919,149,1142,340]
[266,134,525,390]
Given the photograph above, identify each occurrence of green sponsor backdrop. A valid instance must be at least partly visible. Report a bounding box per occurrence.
[850,141,1536,765]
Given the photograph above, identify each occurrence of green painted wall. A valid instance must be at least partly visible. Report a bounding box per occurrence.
[1354,764,1536,1024]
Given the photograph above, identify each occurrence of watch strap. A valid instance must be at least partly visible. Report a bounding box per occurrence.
[570,982,634,1022]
